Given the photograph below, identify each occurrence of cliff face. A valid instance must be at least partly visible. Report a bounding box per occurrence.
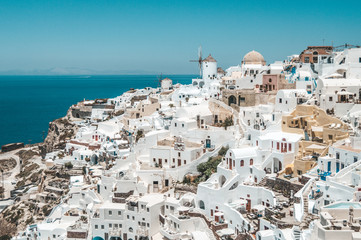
[41,117,78,154]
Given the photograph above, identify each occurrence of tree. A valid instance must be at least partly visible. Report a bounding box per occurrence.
[64,162,73,169]
[218,146,229,157]
[222,117,234,130]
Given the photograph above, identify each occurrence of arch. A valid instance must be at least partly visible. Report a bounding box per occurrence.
[240,160,244,167]
[199,200,205,210]
[193,81,198,86]
[228,95,237,106]
[110,238,122,240]
[273,158,282,173]
[229,181,238,190]
[76,113,80,118]
[199,81,205,88]
[219,175,226,187]
[91,154,98,164]
[93,237,104,240]
[250,159,253,166]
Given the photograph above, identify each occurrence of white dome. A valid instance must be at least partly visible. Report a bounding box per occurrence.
[242,50,266,65]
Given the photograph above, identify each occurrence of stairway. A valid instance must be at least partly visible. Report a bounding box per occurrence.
[299,184,319,229]
[256,177,268,187]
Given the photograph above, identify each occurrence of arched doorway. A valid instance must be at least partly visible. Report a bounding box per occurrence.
[219,175,226,187]
[199,81,205,88]
[199,200,205,210]
[228,95,237,106]
[273,158,282,173]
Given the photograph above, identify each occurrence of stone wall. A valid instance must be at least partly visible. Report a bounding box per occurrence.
[70,106,92,119]
[264,177,304,197]
[67,231,87,239]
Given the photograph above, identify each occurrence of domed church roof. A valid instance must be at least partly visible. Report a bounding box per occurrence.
[242,50,266,65]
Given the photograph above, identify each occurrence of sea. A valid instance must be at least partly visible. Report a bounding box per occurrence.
[0,75,195,147]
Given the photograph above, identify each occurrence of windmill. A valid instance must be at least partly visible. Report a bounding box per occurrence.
[155,73,163,89]
[190,45,203,77]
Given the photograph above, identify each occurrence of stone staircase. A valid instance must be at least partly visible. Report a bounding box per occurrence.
[299,184,319,229]
[256,176,268,187]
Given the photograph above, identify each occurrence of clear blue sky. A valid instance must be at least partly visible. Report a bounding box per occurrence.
[0,0,360,75]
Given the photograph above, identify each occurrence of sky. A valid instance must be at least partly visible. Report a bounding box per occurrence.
[0,0,360,75]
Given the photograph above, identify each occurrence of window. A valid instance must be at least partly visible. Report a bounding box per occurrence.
[279,98,282,103]
[268,78,272,83]
[109,210,112,215]
[240,160,244,167]
[175,123,177,127]
[354,157,358,163]
[118,211,121,215]
[127,215,129,219]
[305,57,310,63]
[178,152,181,157]
[329,96,333,101]
[182,124,184,127]
[95,225,98,229]
[336,152,340,159]
[101,225,104,229]
[277,142,280,150]
[289,143,292,151]
[250,159,253,165]
[109,223,112,228]
[359,57,361,63]
[184,160,186,164]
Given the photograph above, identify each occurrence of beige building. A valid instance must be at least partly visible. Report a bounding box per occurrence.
[282,105,349,144]
[222,89,276,108]
[125,97,160,119]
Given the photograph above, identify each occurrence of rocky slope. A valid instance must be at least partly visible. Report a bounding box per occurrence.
[41,116,78,155]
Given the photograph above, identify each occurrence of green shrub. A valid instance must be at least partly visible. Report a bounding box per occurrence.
[64,162,73,169]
